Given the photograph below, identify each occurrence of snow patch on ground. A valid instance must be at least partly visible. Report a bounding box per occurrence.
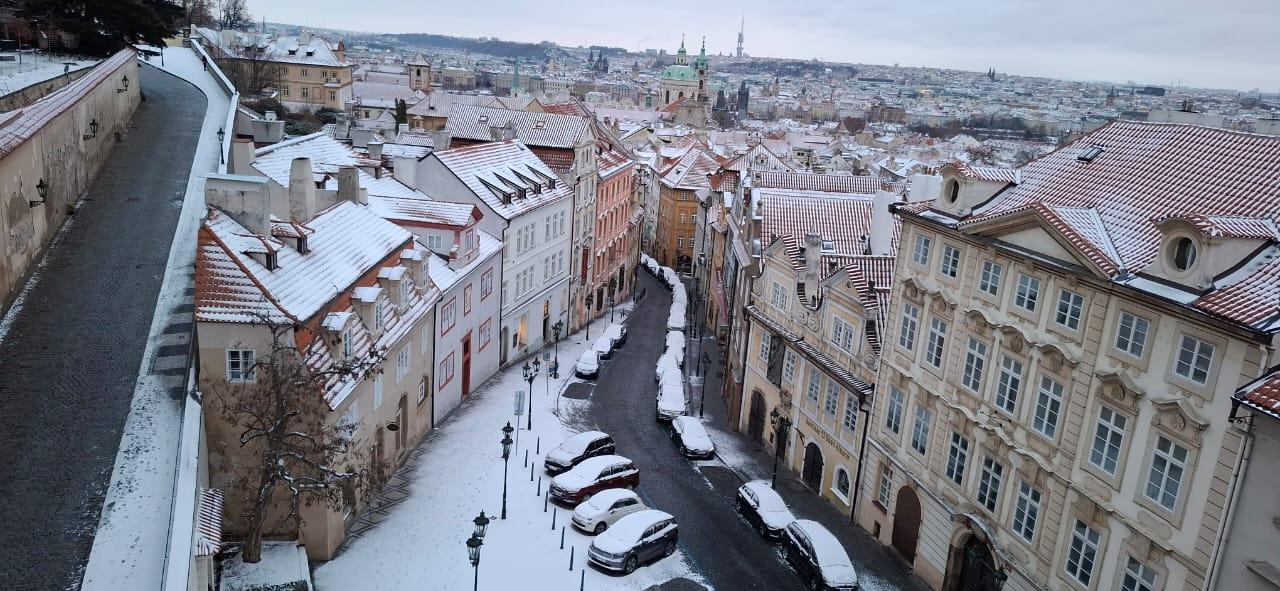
[221,542,312,591]
[0,52,97,96]
[315,304,706,590]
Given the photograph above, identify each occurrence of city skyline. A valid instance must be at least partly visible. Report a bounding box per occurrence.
[247,0,1280,92]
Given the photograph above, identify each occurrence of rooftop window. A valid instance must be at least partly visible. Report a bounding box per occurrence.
[1076,145,1105,162]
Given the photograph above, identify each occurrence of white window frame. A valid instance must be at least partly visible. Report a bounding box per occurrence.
[994,356,1022,415]
[842,395,858,431]
[806,371,822,405]
[1055,289,1085,330]
[396,346,410,382]
[925,317,948,368]
[945,431,969,485]
[1012,480,1041,543]
[898,303,920,352]
[1114,311,1149,358]
[976,456,1004,513]
[1174,333,1214,385]
[912,234,932,266]
[877,465,894,508]
[823,381,840,417]
[782,349,797,383]
[1089,406,1127,477]
[978,260,1003,296]
[771,281,788,311]
[1065,519,1101,587]
[939,244,961,278]
[373,298,385,331]
[1032,375,1064,440]
[1120,556,1159,591]
[226,349,256,383]
[1145,435,1188,512]
[373,374,384,410]
[1014,273,1040,312]
[885,387,905,434]
[910,406,932,455]
[961,338,987,393]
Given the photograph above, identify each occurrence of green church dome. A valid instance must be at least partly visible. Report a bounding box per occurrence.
[661,64,699,81]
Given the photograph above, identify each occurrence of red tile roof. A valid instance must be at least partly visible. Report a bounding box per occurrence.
[753,171,884,194]
[1236,369,1280,420]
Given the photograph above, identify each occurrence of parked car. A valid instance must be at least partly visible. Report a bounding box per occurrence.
[545,431,616,475]
[549,455,639,505]
[664,331,685,365]
[655,352,679,382]
[572,488,646,535]
[603,323,628,348]
[670,416,715,459]
[658,366,682,391]
[672,285,688,306]
[667,304,686,331]
[663,268,680,288]
[656,378,687,422]
[592,335,615,360]
[575,350,600,379]
[588,510,679,574]
[782,520,859,591]
[736,480,796,539]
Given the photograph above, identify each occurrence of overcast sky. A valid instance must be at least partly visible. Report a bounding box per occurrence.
[246,0,1280,91]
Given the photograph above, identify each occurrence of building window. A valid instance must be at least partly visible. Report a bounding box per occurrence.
[226,349,256,383]
[835,468,850,497]
[912,234,932,266]
[961,338,987,393]
[939,245,961,278]
[976,456,1004,512]
[479,319,492,348]
[770,282,788,310]
[1145,435,1188,512]
[807,371,822,405]
[758,336,770,362]
[342,327,354,358]
[1012,481,1040,542]
[417,379,427,404]
[396,346,410,382]
[1032,375,1064,439]
[1115,311,1149,358]
[994,356,1023,414]
[830,317,855,351]
[340,400,360,429]
[910,406,932,455]
[824,381,840,416]
[677,237,685,249]
[945,432,969,485]
[438,353,456,389]
[898,303,920,351]
[885,387,904,434]
[373,374,384,410]
[877,465,894,508]
[301,86,310,99]
[925,318,948,368]
[441,299,457,334]
[1174,334,1214,385]
[481,268,494,299]
[1121,556,1158,591]
[978,260,1003,296]
[373,299,385,331]
[1014,273,1041,312]
[463,285,473,315]
[421,323,431,352]
[1055,289,1085,330]
[1065,519,1101,586]
[843,395,858,431]
[782,350,797,383]
[1090,406,1127,476]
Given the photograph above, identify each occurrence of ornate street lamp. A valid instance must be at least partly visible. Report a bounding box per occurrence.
[465,534,483,591]
[769,403,793,490]
[473,511,490,539]
[83,118,99,140]
[118,75,129,93]
[551,320,564,378]
[500,423,514,519]
[523,359,539,430]
[217,127,226,164]
[30,178,48,207]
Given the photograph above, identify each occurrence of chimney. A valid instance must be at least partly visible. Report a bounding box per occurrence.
[367,140,384,161]
[802,232,823,292]
[337,165,365,204]
[205,173,273,236]
[393,155,418,188]
[288,157,318,221]
[431,130,452,150]
[396,123,409,139]
[869,189,896,256]
[350,127,373,148]
[230,136,256,175]
[907,173,942,203]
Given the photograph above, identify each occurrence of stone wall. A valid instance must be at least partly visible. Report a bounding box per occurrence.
[0,49,140,312]
[0,66,94,113]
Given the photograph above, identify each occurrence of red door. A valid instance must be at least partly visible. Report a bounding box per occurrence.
[461,333,472,398]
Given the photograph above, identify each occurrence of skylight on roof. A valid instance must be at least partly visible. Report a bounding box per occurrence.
[1077,145,1105,162]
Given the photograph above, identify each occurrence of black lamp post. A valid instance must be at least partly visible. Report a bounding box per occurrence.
[607,296,615,322]
[217,127,226,164]
[465,534,483,591]
[523,359,540,430]
[699,352,711,417]
[584,293,595,339]
[769,405,793,490]
[83,118,99,140]
[500,423,514,519]
[551,320,564,378]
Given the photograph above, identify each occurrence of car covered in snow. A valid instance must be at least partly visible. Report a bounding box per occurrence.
[575,350,600,379]
[664,331,685,365]
[544,431,616,475]
[603,323,628,348]
[667,304,686,331]
[588,510,679,574]
[592,335,615,360]
[782,520,859,591]
[663,268,680,288]
[655,378,687,422]
[670,416,714,459]
[655,352,679,382]
[572,488,646,535]
[736,480,796,539]
[549,455,639,505]
[672,285,688,306]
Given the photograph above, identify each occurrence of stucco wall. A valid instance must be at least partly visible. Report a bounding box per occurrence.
[0,49,140,311]
[1214,416,1280,591]
[0,66,94,113]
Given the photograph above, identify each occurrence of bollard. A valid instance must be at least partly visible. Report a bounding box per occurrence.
[524,449,529,468]
[569,546,575,571]
[536,437,541,454]
[544,492,549,512]
[560,526,566,549]
[551,507,557,530]
[530,462,534,482]
[580,570,585,590]
[537,476,542,496]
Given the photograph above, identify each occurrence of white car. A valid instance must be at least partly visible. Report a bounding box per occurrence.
[655,352,679,382]
[656,378,686,422]
[736,480,796,539]
[592,335,615,360]
[572,488,646,535]
[672,286,688,305]
[670,416,714,459]
[575,350,600,379]
[663,268,680,288]
[664,332,685,365]
[588,510,679,574]
[603,323,628,348]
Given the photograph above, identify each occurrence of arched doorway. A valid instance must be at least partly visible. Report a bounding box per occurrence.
[747,391,765,445]
[951,535,1002,591]
[892,487,922,563]
[801,442,824,490]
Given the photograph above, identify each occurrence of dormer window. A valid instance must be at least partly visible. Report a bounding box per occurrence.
[1077,145,1105,162]
[373,299,385,331]
[944,179,960,204]
[342,327,354,358]
[1170,237,1197,271]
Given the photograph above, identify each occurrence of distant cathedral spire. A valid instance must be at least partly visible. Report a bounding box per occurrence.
[736,16,744,58]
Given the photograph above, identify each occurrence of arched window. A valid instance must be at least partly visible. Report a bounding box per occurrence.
[836,467,851,497]
[1171,237,1197,271]
[944,179,960,204]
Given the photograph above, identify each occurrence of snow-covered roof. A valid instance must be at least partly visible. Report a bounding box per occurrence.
[0,49,130,159]
[368,195,480,228]
[429,140,574,221]
[660,147,718,191]
[425,230,502,292]
[445,104,590,149]
[194,27,350,68]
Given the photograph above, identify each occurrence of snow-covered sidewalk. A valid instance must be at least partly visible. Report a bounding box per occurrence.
[315,304,703,590]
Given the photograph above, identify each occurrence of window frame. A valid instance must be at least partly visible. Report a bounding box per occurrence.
[938,244,962,279]
[975,455,1004,513]
[961,337,988,394]
[876,464,894,510]
[1171,331,1217,388]
[924,317,948,370]
[1012,480,1041,543]
[884,386,905,435]
[909,405,932,456]
[945,431,969,485]
[993,355,1023,416]
[226,348,256,383]
[1013,273,1041,314]
[1112,308,1152,364]
[911,233,932,267]
[1141,434,1192,519]
[1086,405,1129,482]
[897,302,920,353]
[1032,374,1065,441]
[1054,288,1086,332]
[977,259,1003,298]
[1064,519,1102,588]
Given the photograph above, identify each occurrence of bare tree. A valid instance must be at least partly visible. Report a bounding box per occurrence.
[221,43,284,98]
[185,0,215,28]
[207,320,383,563]
[218,0,252,30]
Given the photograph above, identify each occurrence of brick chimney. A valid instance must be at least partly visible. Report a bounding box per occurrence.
[288,157,318,221]
[367,140,384,161]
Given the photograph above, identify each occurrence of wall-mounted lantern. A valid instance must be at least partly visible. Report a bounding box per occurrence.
[29,178,48,207]
[83,118,99,140]
[118,75,129,93]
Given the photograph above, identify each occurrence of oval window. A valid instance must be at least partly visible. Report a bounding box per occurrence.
[1171,237,1197,271]
[944,180,960,204]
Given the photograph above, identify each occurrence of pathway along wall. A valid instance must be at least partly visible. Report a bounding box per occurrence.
[0,48,140,311]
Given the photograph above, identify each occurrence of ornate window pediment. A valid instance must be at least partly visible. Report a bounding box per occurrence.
[1124,532,1169,565]
[998,325,1030,354]
[1151,396,1209,447]
[1097,370,1145,413]
[1035,341,1081,371]
[902,276,928,302]
[929,292,957,315]
[965,308,1000,334]
[1071,494,1110,527]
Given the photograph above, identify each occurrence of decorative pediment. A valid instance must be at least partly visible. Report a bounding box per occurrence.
[929,292,957,315]
[960,205,1116,279]
[1071,494,1109,526]
[1035,341,1081,371]
[1124,532,1168,565]
[964,308,1000,334]
[1097,370,1145,413]
[901,276,930,301]
[1151,396,1209,447]
[999,325,1029,354]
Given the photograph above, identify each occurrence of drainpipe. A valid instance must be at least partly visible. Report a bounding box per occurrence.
[850,397,872,524]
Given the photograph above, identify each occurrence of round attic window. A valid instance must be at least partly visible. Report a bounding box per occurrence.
[1171,237,1198,271]
[944,179,960,204]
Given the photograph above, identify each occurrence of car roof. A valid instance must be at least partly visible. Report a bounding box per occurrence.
[741,481,789,513]
[559,430,608,453]
[573,454,630,473]
[586,488,637,507]
[789,520,853,568]
[592,337,612,350]
[578,349,599,362]
[604,323,624,335]
[607,509,673,541]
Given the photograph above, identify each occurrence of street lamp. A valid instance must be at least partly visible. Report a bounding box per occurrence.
[698,352,712,417]
[551,320,564,378]
[607,296,615,322]
[769,404,793,490]
[465,534,483,591]
[500,423,514,519]
[216,127,226,164]
[30,178,48,207]
[523,359,540,430]
[473,511,490,539]
[584,293,595,339]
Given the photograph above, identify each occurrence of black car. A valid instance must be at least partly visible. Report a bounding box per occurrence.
[543,431,616,475]
[782,520,859,590]
[735,480,795,539]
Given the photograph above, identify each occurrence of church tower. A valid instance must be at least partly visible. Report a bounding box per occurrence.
[409,52,432,91]
[736,17,744,58]
[695,37,709,101]
[675,36,688,66]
